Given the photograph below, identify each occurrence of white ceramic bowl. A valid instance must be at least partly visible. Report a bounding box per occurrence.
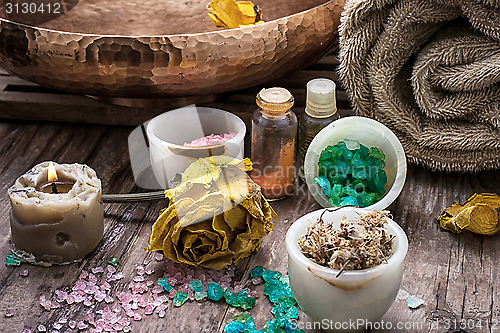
[147,106,246,189]
[286,207,408,333]
[304,116,406,210]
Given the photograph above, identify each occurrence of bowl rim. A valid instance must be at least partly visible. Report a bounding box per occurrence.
[304,116,407,211]
[146,106,246,149]
[285,207,409,280]
[0,0,336,38]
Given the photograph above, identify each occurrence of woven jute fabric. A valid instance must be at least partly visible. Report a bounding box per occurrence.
[338,0,500,172]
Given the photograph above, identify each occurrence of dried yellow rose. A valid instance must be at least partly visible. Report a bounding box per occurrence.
[438,193,500,235]
[207,0,264,29]
[146,156,275,269]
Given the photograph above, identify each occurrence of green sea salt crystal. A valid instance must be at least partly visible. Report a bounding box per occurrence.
[195,291,208,301]
[107,257,120,267]
[157,278,173,292]
[224,320,245,333]
[359,192,376,207]
[369,146,385,160]
[5,254,21,266]
[340,196,358,207]
[277,296,296,308]
[342,186,358,198]
[329,195,341,207]
[173,291,188,307]
[331,184,342,196]
[207,282,225,301]
[314,177,331,197]
[250,266,264,278]
[189,279,204,292]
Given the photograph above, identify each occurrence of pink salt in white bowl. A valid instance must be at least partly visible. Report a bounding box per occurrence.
[147,106,246,189]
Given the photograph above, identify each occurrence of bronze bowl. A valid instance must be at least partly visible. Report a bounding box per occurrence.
[0,0,344,98]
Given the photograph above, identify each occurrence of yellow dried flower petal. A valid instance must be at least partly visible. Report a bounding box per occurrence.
[438,193,500,235]
[207,0,264,29]
[145,156,275,269]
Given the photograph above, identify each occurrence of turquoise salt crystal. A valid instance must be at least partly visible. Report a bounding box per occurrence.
[207,282,225,301]
[369,146,385,160]
[224,320,245,333]
[314,177,331,196]
[406,295,424,309]
[341,186,359,197]
[262,269,282,282]
[340,196,358,207]
[173,291,188,307]
[195,291,208,301]
[350,152,364,168]
[157,278,173,292]
[236,289,256,310]
[279,275,290,286]
[277,296,296,308]
[250,266,265,278]
[352,167,368,180]
[284,320,305,333]
[5,254,21,266]
[359,144,369,158]
[234,312,256,330]
[224,289,239,307]
[372,170,387,195]
[107,257,120,267]
[285,306,299,319]
[189,279,204,292]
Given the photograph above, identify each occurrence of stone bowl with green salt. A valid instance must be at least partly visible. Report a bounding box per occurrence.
[304,116,406,211]
[285,207,408,333]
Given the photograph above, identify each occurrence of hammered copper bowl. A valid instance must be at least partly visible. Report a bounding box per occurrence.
[0,0,344,98]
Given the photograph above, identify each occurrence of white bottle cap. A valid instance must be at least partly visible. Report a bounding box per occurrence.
[305,78,337,118]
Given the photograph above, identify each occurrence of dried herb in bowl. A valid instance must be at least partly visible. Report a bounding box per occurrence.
[298,210,395,275]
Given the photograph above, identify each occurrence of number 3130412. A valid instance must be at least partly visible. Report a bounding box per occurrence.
[5,3,61,14]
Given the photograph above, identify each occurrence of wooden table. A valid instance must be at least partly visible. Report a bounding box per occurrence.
[1,55,500,333]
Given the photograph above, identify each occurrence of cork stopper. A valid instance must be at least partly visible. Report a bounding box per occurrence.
[256,87,294,112]
[305,78,337,118]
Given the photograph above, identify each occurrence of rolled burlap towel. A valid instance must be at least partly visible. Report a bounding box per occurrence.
[338,0,500,172]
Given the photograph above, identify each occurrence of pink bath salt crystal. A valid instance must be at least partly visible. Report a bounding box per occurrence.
[100,282,111,291]
[79,270,89,280]
[123,326,131,333]
[249,290,259,298]
[83,297,93,307]
[19,269,29,277]
[86,312,95,324]
[38,325,47,332]
[168,277,178,286]
[85,285,99,295]
[133,313,142,321]
[152,285,164,294]
[113,307,121,313]
[158,309,166,318]
[114,272,125,280]
[183,133,237,147]
[187,289,195,301]
[77,321,88,330]
[252,277,263,285]
[133,276,145,283]
[125,309,135,318]
[91,267,104,274]
[51,301,61,309]
[136,265,145,276]
[144,305,155,315]
[68,320,76,329]
[65,295,75,305]
[4,307,13,317]
[168,289,177,298]
[154,252,164,261]
[53,322,63,330]
[88,273,98,284]
[220,281,230,289]
[58,318,68,324]
[102,323,113,332]
[107,265,116,274]
[118,317,130,327]
[94,291,107,302]
[145,280,154,287]
[145,268,155,275]
[143,257,151,266]
[112,323,124,331]
[22,329,31,333]
[104,296,114,304]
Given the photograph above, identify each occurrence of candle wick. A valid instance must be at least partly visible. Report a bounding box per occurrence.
[51,182,58,194]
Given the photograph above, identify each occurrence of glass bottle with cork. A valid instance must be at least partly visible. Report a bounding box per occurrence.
[297,78,339,180]
[250,87,298,201]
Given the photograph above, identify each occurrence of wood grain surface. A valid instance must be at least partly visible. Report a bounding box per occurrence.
[1,54,500,333]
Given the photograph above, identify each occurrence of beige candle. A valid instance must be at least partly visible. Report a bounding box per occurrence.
[8,161,104,265]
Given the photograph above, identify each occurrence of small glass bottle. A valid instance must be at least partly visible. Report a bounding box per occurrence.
[250,87,298,200]
[298,78,339,179]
